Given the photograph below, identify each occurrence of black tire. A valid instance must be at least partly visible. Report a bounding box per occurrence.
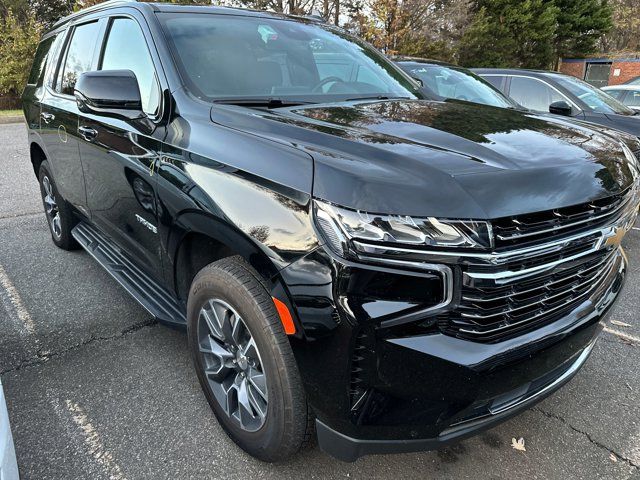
[187,256,313,462]
[38,160,78,250]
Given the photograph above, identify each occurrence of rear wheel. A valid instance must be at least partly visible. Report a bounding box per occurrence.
[38,161,78,250]
[187,257,312,462]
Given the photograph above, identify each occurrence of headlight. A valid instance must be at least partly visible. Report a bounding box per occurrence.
[313,199,492,257]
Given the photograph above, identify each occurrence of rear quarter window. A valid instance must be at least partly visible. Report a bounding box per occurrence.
[27,35,57,86]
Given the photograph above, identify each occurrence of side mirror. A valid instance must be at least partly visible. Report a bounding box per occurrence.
[549,100,572,116]
[75,70,145,121]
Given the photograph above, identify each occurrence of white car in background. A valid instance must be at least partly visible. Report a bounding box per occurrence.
[0,380,18,479]
[602,84,640,111]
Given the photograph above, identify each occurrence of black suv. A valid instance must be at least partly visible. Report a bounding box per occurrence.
[23,0,640,463]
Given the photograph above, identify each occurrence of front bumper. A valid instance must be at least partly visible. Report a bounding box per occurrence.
[316,337,596,462]
[279,242,626,461]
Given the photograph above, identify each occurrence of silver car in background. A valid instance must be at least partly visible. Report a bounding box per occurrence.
[0,380,18,480]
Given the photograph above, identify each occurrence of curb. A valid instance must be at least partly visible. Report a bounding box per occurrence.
[0,116,23,125]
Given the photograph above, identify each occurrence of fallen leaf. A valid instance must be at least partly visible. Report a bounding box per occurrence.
[511,437,526,452]
[611,320,632,328]
[609,453,617,463]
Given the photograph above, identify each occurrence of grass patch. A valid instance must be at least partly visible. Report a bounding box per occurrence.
[0,109,22,117]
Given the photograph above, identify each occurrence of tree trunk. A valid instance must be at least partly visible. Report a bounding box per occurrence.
[334,0,339,25]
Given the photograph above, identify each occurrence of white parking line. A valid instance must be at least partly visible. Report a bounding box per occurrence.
[0,262,35,335]
[64,400,127,480]
[603,326,640,344]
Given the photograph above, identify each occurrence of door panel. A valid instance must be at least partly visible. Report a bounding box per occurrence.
[77,15,165,281]
[39,94,88,211]
[78,116,163,279]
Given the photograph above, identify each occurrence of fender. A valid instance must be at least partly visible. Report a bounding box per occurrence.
[165,210,311,339]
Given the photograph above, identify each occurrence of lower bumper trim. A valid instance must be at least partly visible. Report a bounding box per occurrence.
[316,339,596,462]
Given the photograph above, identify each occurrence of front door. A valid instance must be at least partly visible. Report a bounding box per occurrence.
[78,14,165,281]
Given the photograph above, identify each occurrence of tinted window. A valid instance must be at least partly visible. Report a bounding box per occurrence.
[482,75,507,92]
[46,33,66,89]
[508,76,566,112]
[101,18,160,115]
[604,89,625,100]
[158,13,422,103]
[405,65,513,108]
[622,90,640,108]
[553,74,635,115]
[27,35,57,85]
[58,21,101,95]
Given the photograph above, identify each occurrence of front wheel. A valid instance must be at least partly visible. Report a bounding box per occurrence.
[187,257,312,462]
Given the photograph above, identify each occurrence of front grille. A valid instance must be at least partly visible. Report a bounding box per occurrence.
[442,246,619,342]
[492,187,633,248]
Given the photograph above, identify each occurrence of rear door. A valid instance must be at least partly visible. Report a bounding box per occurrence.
[39,19,104,216]
[77,12,166,281]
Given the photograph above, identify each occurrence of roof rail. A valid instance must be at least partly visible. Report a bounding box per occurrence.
[52,0,137,28]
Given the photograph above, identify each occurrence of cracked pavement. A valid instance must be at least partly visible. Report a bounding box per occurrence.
[0,122,639,479]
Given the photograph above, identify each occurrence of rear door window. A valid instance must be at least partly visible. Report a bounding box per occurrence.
[57,21,101,95]
[482,75,507,92]
[508,76,566,112]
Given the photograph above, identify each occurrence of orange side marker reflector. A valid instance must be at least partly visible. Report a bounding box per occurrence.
[273,297,296,335]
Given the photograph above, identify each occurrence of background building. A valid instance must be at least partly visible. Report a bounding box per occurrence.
[559,55,640,87]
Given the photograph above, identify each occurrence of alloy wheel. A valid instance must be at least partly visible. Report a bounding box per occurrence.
[197,298,268,432]
[42,175,61,239]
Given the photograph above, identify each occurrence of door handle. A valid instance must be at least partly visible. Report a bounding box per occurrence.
[40,112,55,124]
[79,126,98,142]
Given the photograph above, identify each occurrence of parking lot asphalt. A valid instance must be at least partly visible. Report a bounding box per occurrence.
[0,122,638,479]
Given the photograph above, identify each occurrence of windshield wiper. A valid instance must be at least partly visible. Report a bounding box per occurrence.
[344,95,411,102]
[213,98,314,108]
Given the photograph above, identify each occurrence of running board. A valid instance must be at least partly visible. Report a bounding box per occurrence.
[72,222,187,327]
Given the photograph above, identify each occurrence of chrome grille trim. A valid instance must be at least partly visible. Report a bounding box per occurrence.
[458,250,617,323]
[461,250,613,303]
[494,190,634,242]
[492,183,639,246]
[456,251,619,336]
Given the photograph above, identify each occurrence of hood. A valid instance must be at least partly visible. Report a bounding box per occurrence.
[601,112,640,137]
[210,99,637,219]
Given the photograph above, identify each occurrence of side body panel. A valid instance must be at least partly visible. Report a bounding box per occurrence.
[77,8,171,281]
[155,91,317,298]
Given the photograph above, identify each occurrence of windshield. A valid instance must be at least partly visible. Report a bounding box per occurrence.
[158,13,423,104]
[552,74,636,115]
[400,63,515,108]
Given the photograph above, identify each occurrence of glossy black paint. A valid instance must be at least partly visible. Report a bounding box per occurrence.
[474,68,640,138]
[21,2,637,460]
[75,69,146,121]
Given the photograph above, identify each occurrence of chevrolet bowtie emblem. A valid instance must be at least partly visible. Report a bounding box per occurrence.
[604,226,626,248]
